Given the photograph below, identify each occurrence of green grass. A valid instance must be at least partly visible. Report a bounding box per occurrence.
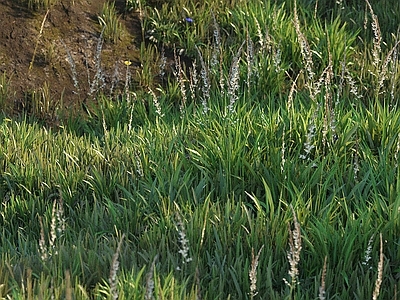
[98,1,124,44]
[1,0,400,298]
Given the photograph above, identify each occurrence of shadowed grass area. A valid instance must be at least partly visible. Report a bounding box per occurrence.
[22,0,60,10]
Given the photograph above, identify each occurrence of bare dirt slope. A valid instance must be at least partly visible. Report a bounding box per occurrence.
[0,0,141,118]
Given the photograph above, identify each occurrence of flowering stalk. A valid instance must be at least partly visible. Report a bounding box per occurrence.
[283,205,302,294]
[227,41,245,114]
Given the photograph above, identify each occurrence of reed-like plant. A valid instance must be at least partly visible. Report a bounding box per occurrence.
[24,82,61,121]
[98,1,124,44]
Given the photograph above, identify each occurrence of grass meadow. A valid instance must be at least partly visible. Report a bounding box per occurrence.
[1,0,400,298]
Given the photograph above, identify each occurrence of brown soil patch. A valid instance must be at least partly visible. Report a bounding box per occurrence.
[0,0,142,120]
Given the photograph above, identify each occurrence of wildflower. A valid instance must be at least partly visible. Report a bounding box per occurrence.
[249,245,264,299]
[210,11,221,68]
[345,70,361,99]
[61,39,79,91]
[377,40,400,96]
[145,255,158,300]
[366,0,381,69]
[293,0,314,83]
[109,234,125,300]
[159,44,166,78]
[246,31,254,92]
[149,88,164,117]
[135,152,144,177]
[173,48,187,113]
[353,139,360,182]
[175,212,192,269]
[189,60,198,101]
[390,45,398,102]
[39,216,48,261]
[110,62,120,96]
[124,61,131,99]
[195,45,210,114]
[299,123,316,160]
[227,41,245,114]
[281,124,286,176]
[372,234,384,300]
[273,46,282,73]
[319,257,327,300]
[38,198,65,262]
[49,200,58,250]
[362,235,374,269]
[283,205,302,289]
[185,17,194,23]
[254,17,264,49]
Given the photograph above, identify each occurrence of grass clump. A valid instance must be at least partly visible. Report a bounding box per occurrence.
[99,1,124,44]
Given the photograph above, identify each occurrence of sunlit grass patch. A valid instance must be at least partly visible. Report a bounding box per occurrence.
[99,1,124,44]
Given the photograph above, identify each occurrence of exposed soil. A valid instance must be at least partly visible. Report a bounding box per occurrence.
[0,0,142,120]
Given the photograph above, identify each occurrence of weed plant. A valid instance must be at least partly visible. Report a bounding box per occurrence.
[1,0,400,299]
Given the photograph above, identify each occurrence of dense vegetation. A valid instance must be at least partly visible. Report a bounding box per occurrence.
[1,0,400,298]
